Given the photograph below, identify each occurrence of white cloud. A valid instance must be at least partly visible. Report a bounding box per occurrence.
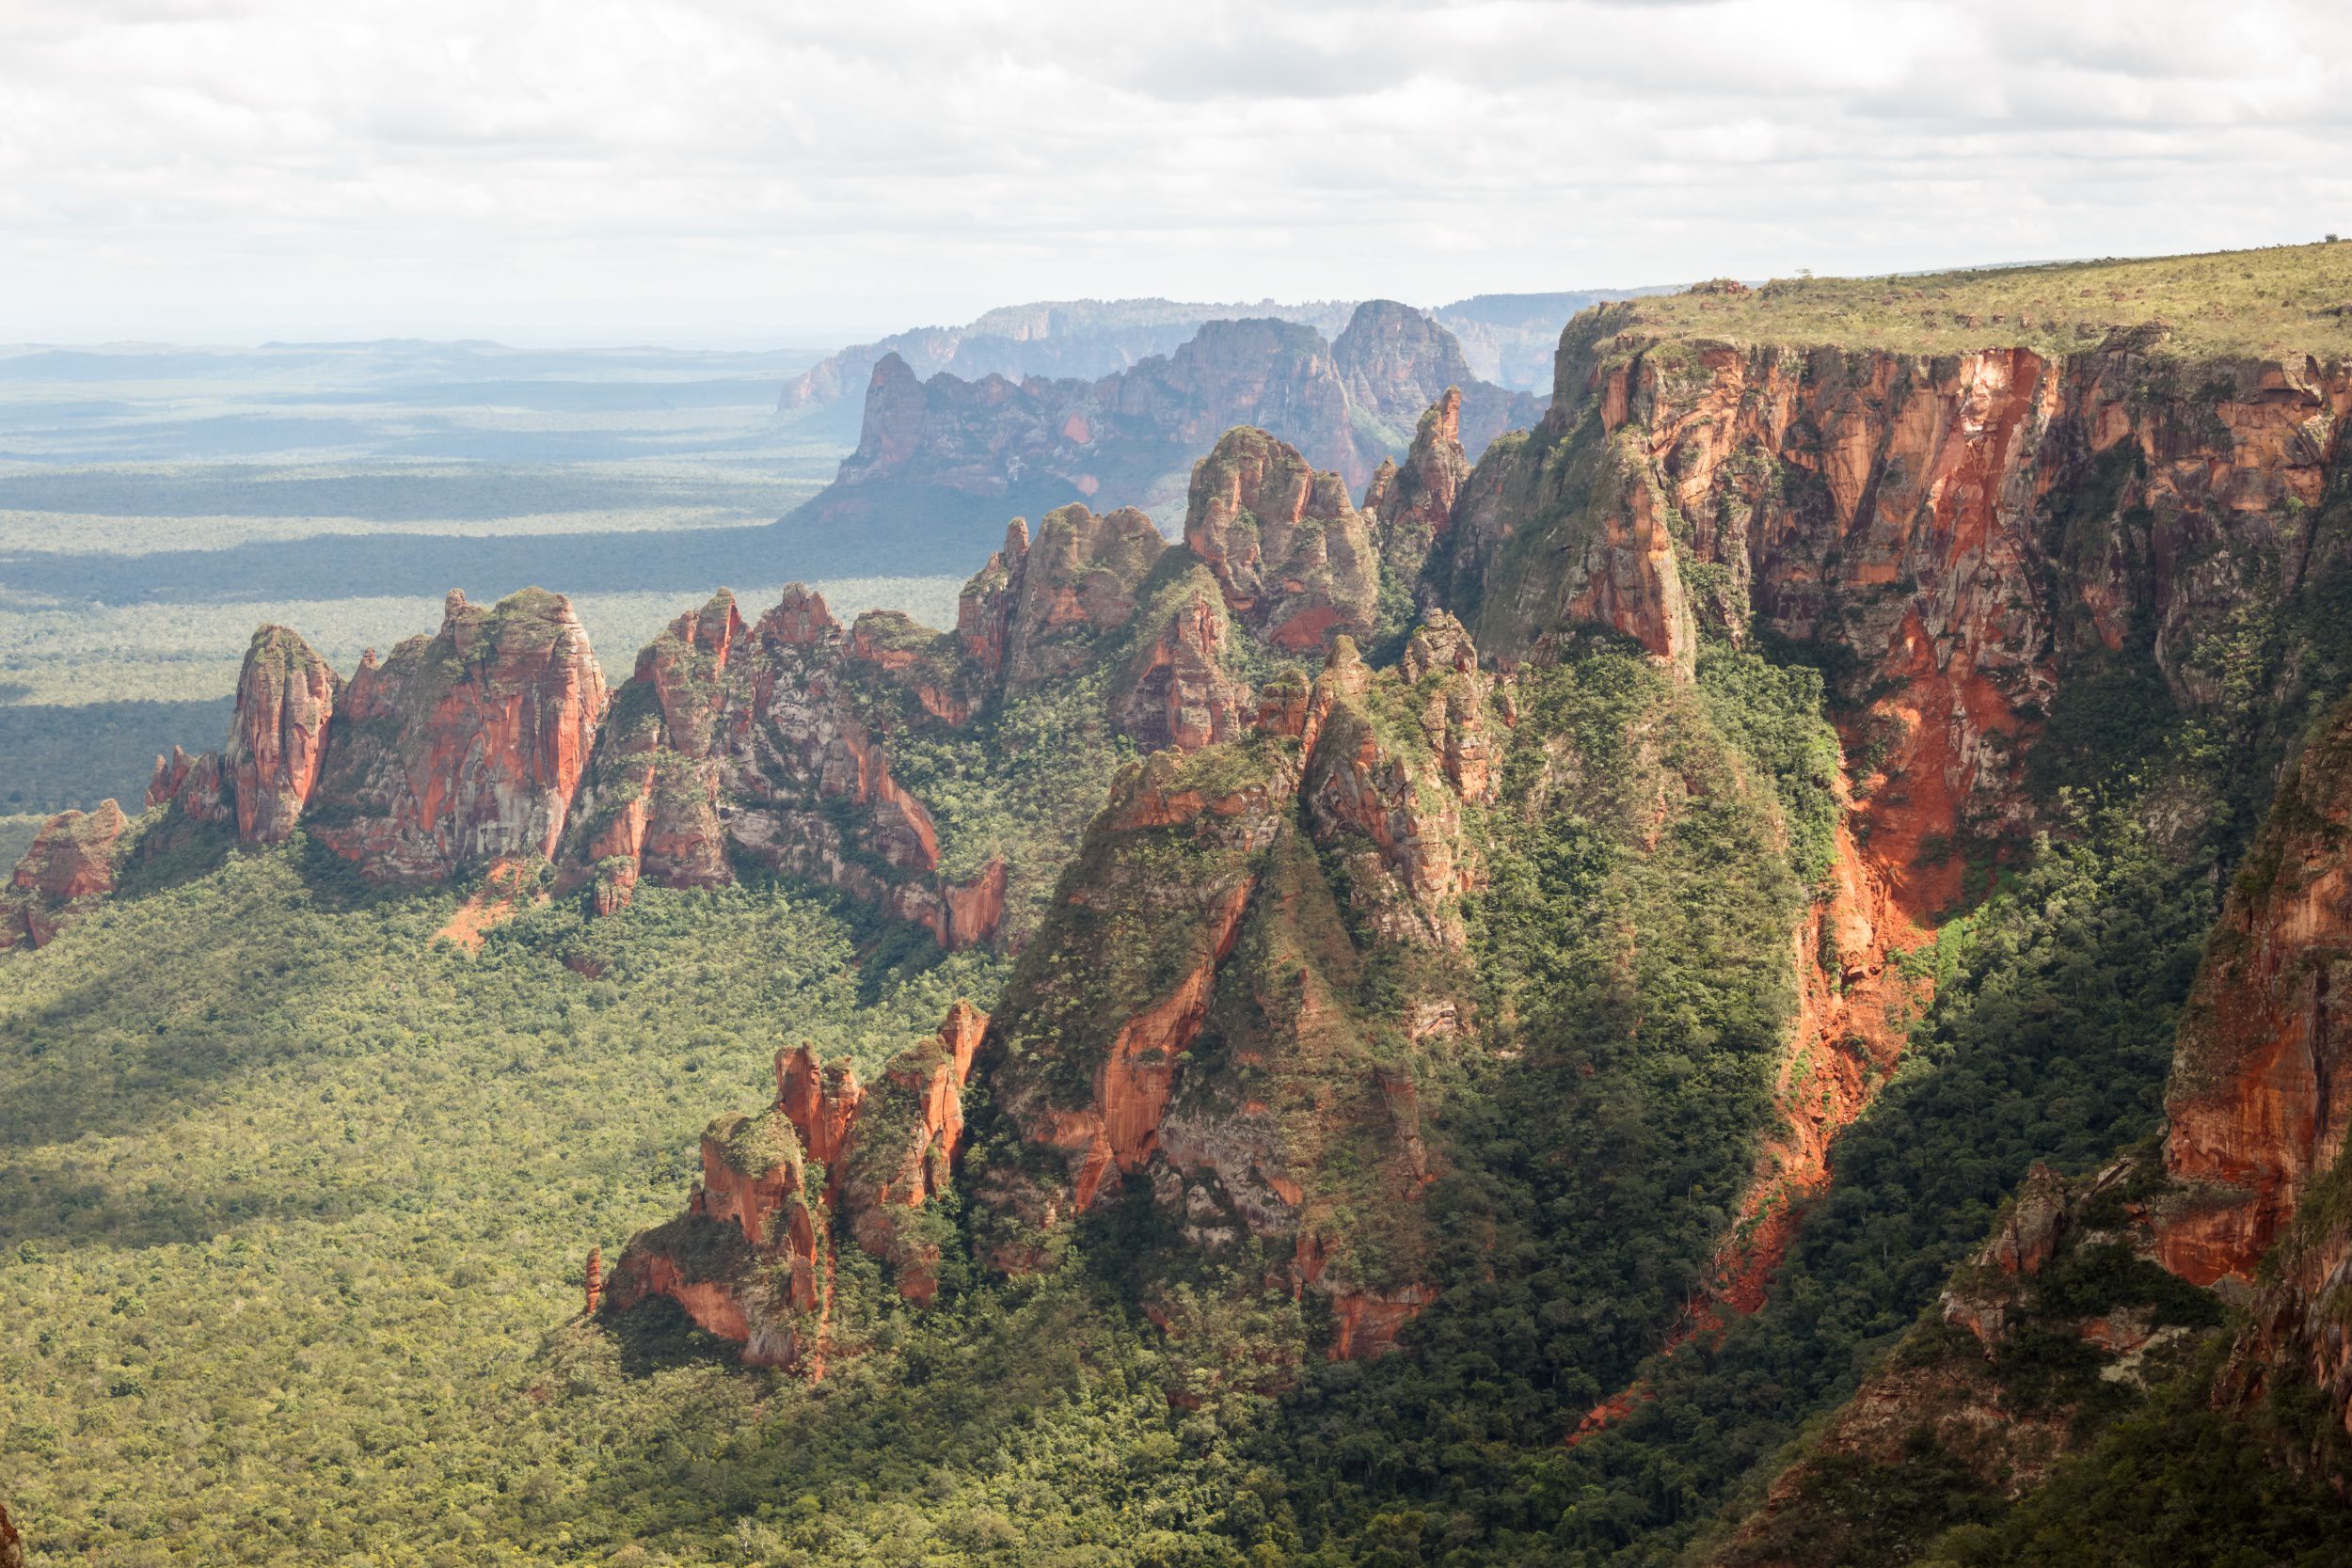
[3,0,2347,341]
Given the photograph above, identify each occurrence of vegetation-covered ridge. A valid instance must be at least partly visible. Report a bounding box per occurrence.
[13,240,2352,1566]
[1588,239,2352,361]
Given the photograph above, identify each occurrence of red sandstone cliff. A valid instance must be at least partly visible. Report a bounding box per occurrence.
[1454,321,2352,918]
[308,589,606,882]
[2155,698,2352,1288]
[140,626,340,847]
[977,623,1506,1356]
[1364,386,1472,589]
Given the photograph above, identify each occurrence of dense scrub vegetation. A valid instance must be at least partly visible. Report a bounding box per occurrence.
[0,619,2278,1566]
[0,846,999,1565]
[1921,1340,2352,1568]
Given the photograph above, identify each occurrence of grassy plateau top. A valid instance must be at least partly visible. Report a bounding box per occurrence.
[1602,240,2352,363]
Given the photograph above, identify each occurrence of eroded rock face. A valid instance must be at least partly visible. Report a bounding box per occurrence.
[147,746,228,822]
[1941,1163,2071,1347]
[977,503,1169,689]
[1365,387,1472,588]
[606,1104,831,1372]
[2157,696,2352,1286]
[1,800,131,952]
[310,589,607,883]
[607,1001,992,1369]
[569,504,1199,941]
[224,625,342,845]
[1301,637,1485,948]
[0,1497,22,1568]
[1109,564,1251,754]
[2216,1163,2352,1443]
[557,583,1007,945]
[977,626,1504,1355]
[1453,322,2352,925]
[1185,427,1381,653]
[1710,1155,2212,1566]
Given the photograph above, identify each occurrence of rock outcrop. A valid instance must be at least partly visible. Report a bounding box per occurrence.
[975,625,1505,1354]
[146,745,229,826]
[224,625,342,845]
[309,589,606,882]
[1332,301,1542,459]
[966,504,1169,689]
[1107,560,1252,755]
[0,799,130,952]
[607,1002,991,1370]
[2215,1156,2352,1446]
[1364,386,1472,589]
[1184,427,1381,653]
[2156,694,2352,1287]
[1448,316,2352,922]
[0,1498,22,1568]
[559,583,1002,944]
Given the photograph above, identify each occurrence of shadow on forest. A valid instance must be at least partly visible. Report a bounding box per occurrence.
[0,480,1106,607]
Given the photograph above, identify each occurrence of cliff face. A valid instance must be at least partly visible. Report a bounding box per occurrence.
[309,590,606,883]
[0,799,130,951]
[1447,320,2352,922]
[2217,1154,2352,1449]
[969,504,1168,688]
[1718,691,2352,1557]
[1107,559,1251,755]
[2155,696,2352,1287]
[607,1002,989,1370]
[564,582,1001,944]
[139,626,340,847]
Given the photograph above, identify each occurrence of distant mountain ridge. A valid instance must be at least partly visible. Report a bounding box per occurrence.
[779,290,1664,419]
[781,299,1548,555]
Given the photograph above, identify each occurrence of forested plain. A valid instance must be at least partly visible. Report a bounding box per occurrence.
[6,626,2326,1565]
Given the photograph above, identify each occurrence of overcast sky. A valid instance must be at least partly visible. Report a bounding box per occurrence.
[5,0,2347,346]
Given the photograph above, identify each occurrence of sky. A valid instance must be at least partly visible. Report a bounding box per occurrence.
[4,0,2349,346]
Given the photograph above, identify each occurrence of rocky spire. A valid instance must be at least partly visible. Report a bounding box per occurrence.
[225,625,342,846]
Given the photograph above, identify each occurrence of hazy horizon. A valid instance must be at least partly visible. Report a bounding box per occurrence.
[11,0,2349,347]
